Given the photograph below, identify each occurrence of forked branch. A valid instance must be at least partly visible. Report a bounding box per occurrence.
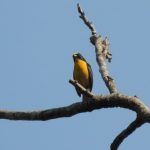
[76,3,150,150]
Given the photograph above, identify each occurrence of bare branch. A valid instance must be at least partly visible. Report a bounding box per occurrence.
[76,4,150,149]
[0,94,149,121]
[77,3,97,36]
[94,36,117,93]
[77,4,117,93]
[111,118,144,150]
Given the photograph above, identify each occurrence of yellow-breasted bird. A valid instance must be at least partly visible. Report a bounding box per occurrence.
[73,52,93,101]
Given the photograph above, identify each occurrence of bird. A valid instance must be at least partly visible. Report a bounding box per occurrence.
[73,52,93,101]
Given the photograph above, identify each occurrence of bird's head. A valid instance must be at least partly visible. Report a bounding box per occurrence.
[73,52,85,62]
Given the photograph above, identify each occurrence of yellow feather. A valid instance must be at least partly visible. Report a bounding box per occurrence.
[74,58,89,88]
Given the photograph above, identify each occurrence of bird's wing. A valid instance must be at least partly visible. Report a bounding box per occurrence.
[87,63,93,91]
[73,70,81,97]
[75,87,81,97]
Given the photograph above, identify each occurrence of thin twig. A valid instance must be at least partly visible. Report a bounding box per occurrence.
[69,79,94,98]
[77,3,97,36]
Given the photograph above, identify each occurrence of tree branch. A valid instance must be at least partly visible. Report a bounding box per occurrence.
[77,3,97,36]
[77,3,117,93]
[111,117,144,150]
[0,93,149,121]
[69,79,94,98]
[93,36,117,93]
[77,3,150,149]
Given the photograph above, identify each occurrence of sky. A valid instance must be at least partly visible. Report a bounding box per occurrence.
[0,0,150,149]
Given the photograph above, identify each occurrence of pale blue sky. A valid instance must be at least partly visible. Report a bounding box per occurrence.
[0,0,150,149]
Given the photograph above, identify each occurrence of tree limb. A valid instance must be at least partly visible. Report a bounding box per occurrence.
[0,91,149,121]
[77,3,117,93]
[111,117,144,150]
[93,36,117,93]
